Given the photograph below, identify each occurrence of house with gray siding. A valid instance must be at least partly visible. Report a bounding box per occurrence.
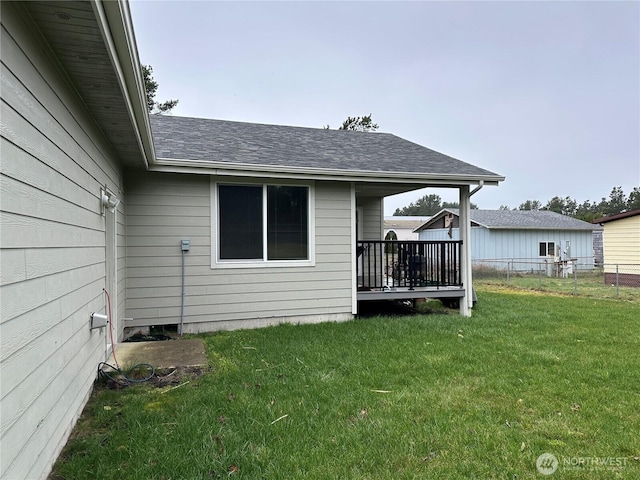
[415,209,599,273]
[1,2,153,478]
[0,1,503,478]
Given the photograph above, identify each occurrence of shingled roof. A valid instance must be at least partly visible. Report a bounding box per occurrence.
[415,209,600,231]
[592,209,640,224]
[149,115,504,184]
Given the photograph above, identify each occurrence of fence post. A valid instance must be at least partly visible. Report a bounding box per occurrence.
[506,260,511,285]
[616,264,619,296]
[538,263,542,288]
[573,262,577,295]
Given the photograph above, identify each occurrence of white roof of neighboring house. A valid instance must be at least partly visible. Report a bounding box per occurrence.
[384,216,432,231]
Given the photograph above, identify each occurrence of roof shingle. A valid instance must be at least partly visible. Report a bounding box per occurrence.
[416,209,599,231]
[150,115,503,181]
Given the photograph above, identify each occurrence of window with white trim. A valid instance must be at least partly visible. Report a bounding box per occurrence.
[214,182,313,266]
[539,241,556,257]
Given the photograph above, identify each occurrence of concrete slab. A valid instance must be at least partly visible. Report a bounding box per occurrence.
[109,338,207,369]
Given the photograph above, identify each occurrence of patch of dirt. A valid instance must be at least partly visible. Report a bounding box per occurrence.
[150,365,209,388]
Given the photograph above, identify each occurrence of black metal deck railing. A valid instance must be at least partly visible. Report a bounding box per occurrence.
[357,240,462,290]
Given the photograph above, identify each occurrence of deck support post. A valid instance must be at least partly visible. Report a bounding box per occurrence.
[459,185,472,317]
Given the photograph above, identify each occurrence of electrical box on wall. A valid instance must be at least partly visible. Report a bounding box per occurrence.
[181,239,190,251]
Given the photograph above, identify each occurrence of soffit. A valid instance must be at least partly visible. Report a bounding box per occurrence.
[23,1,148,168]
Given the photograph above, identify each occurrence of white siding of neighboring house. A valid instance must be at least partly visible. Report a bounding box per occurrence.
[125,172,353,332]
[602,215,640,276]
[383,217,430,241]
[419,227,595,270]
[384,227,417,241]
[0,4,125,479]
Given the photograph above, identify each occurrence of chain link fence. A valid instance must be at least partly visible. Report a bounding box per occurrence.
[472,258,640,301]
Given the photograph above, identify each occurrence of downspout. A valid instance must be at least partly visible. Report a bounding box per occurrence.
[459,181,484,316]
[180,247,185,335]
[470,180,484,197]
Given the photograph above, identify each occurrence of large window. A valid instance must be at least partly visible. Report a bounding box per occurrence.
[216,183,311,264]
[219,185,263,260]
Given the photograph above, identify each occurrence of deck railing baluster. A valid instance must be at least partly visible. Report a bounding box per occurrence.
[357,240,462,291]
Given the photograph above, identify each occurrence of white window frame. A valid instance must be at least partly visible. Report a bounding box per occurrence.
[211,179,315,268]
[539,241,556,257]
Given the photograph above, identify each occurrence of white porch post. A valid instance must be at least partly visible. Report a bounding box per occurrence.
[459,185,472,317]
[351,183,358,315]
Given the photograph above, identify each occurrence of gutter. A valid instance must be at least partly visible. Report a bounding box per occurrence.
[92,0,156,169]
[150,158,505,186]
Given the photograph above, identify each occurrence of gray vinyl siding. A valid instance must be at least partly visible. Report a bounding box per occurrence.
[419,227,595,270]
[0,4,125,479]
[125,172,353,331]
[358,197,383,240]
[356,197,383,286]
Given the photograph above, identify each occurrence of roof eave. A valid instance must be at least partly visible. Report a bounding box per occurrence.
[150,157,504,186]
[486,226,601,231]
[92,0,155,169]
[592,209,640,224]
[413,208,599,232]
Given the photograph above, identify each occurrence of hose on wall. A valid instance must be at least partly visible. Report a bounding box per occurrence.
[98,288,155,386]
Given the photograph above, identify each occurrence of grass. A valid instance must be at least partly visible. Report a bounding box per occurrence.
[474,269,640,302]
[52,287,640,479]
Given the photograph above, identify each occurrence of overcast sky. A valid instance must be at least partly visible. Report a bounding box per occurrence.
[130,0,640,215]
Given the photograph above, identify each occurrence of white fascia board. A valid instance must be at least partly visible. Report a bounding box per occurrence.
[416,208,490,232]
[92,0,155,169]
[150,158,504,186]
[488,226,599,231]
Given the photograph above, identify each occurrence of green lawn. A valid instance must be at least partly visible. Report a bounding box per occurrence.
[474,269,640,302]
[52,288,640,479]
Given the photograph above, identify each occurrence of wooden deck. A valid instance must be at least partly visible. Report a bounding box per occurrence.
[357,285,465,301]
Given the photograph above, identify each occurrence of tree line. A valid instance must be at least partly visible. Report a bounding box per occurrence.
[501,186,640,222]
[394,186,639,221]
[393,194,478,216]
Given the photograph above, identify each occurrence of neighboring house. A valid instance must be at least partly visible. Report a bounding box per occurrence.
[592,209,640,287]
[415,209,599,273]
[384,216,431,241]
[0,1,503,478]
